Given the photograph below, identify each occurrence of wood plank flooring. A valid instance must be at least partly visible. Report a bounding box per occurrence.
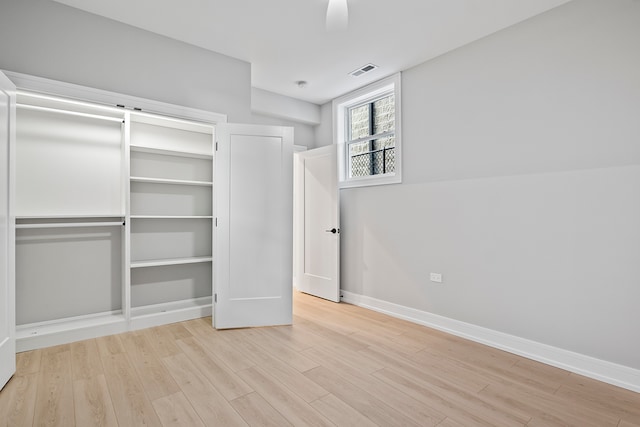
[1,291,639,426]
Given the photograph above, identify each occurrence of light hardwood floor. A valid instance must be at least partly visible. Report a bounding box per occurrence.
[1,291,639,426]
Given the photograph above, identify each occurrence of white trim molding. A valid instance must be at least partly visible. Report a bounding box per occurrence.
[341,290,640,393]
[3,70,227,125]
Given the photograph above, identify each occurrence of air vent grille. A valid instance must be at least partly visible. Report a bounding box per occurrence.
[349,63,378,77]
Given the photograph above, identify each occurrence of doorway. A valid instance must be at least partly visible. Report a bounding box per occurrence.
[293,145,340,303]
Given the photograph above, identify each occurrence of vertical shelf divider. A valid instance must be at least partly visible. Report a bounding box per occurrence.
[123,111,131,325]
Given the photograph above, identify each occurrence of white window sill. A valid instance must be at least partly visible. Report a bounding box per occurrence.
[339,173,401,189]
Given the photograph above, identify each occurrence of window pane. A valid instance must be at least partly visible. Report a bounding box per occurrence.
[348,136,395,178]
[373,135,395,151]
[373,135,396,173]
[373,95,395,135]
[349,104,370,140]
[349,141,370,177]
[349,140,370,157]
[372,137,395,174]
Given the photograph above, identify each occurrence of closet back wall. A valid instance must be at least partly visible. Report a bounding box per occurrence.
[0,0,251,122]
[15,105,124,326]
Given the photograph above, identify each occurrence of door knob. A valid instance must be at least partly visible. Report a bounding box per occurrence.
[325,228,339,234]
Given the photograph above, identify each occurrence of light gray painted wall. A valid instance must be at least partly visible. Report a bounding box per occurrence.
[332,0,640,369]
[251,87,320,125]
[313,103,333,149]
[251,113,316,149]
[0,0,252,122]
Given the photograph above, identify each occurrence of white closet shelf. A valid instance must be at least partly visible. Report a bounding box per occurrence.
[17,221,124,229]
[17,103,124,123]
[130,144,212,160]
[18,91,126,115]
[130,215,213,219]
[130,256,213,268]
[16,215,125,219]
[130,111,214,134]
[130,176,213,187]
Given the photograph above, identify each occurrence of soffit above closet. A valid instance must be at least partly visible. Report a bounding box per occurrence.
[51,0,571,105]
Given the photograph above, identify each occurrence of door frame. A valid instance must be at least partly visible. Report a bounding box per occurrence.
[0,71,16,390]
[293,145,341,302]
[292,145,307,290]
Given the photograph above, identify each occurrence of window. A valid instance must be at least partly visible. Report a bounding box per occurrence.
[333,73,401,187]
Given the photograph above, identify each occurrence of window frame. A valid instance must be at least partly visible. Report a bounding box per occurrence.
[333,73,402,188]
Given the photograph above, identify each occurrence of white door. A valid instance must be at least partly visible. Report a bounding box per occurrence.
[214,124,293,329]
[0,72,16,390]
[294,145,340,302]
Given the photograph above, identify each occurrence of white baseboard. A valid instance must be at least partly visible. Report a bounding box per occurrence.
[16,313,128,352]
[16,298,212,352]
[341,290,640,393]
[130,299,212,331]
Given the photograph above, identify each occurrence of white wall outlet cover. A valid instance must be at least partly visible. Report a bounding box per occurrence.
[430,273,442,283]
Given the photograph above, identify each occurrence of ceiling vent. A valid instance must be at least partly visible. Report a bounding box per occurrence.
[349,63,378,77]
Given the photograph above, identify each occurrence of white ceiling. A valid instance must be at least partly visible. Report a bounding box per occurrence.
[51,0,571,105]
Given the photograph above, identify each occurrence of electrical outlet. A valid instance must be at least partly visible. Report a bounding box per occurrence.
[430,272,442,283]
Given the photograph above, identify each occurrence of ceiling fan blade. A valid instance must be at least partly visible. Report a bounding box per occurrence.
[326,0,348,31]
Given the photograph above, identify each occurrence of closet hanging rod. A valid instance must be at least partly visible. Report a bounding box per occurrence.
[16,104,124,123]
[16,221,125,229]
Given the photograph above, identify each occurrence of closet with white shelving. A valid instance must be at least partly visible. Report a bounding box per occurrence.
[13,92,216,351]
[5,71,294,354]
[127,113,214,329]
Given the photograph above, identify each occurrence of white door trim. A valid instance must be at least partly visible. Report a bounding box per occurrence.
[294,145,340,302]
[0,71,16,390]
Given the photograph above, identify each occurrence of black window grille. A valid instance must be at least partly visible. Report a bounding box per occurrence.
[351,147,395,177]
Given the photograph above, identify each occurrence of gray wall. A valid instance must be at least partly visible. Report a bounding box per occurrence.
[0,0,317,144]
[313,103,333,148]
[251,113,316,149]
[320,0,640,370]
[0,0,252,122]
